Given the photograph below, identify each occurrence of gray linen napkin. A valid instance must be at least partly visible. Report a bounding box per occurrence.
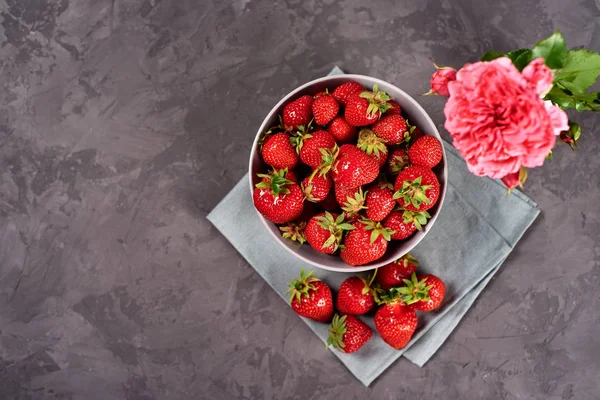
[206,68,539,386]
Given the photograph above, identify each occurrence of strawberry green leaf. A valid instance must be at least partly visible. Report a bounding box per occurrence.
[531,30,567,69]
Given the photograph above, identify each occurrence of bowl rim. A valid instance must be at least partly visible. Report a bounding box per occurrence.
[248,74,448,272]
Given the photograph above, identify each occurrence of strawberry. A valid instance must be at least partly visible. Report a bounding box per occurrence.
[372,115,408,145]
[279,221,307,244]
[393,272,445,312]
[336,274,379,315]
[293,129,337,168]
[382,209,431,240]
[340,220,394,266]
[374,298,418,349]
[318,189,340,211]
[344,84,392,126]
[393,166,440,212]
[386,148,410,176]
[405,121,423,145]
[283,169,298,183]
[376,254,419,291]
[408,136,443,168]
[328,145,379,189]
[302,173,332,202]
[283,95,313,130]
[287,269,333,322]
[332,82,365,105]
[328,116,357,144]
[327,314,372,353]
[337,186,367,221]
[261,133,298,169]
[253,169,304,224]
[365,180,395,222]
[312,92,339,126]
[383,100,401,116]
[305,212,354,254]
[357,129,388,168]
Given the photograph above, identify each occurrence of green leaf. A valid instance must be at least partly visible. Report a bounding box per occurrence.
[531,31,568,69]
[568,121,581,142]
[481,50,504,62]
[554,49,600,94]
[507,49,533,71]
[545,86,600,112]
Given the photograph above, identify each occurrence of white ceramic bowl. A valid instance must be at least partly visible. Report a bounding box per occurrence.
[248,74,448,272]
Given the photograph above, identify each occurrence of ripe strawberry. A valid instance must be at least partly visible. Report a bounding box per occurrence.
[279,221,307,244]
[329,145,379,189]
[344,84,392,126]
[302,173,332,202]
[340,220,394,266]
[336,185,367,221]
[383,100,401,116]
[372,115,408,145]
[365,181,395,222]
[312,93,339,126]
[376,254,419,291]
[293,129,337,168]
[332,82,365,105]
[287,269,333,322]
[382,209,431,240]
[261,133,298,169]
[357,129,388,168]
[327,314,372,353]
[305,212,354,254]
[283,95,313,130]
[374,298,418,349]
[253,169,304,224]
[387,148,410,176]
[393,272,445,312]
[393,166,440,212]
[408,136,443,168]
[283,169,298,183]
[336,274,379,315]
[328,116,357,144]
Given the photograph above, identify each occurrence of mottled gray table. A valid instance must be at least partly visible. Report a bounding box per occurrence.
[0,1,599,399]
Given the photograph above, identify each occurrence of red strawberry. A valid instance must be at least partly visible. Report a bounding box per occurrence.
[386,148,410,176]
[357,129,388,168]
[253,170,304,224]
[383,100,401,116]
[405,122,423,145]
[393,166,440,212]
[328,116,357,144]
[332,82,365,105]
[265,169,298,183]
[305,212,354,254]
[336,185,367,221]
[319,189,339,211]
[287,269,333,322]
[382,209,431,240]
[302,173,332,202]
[261,133,298,169]
[372,115,408,145]
[312,93,339,126]
[279,221,307,244]
[394,272,445,312]
[374,299,418,349]
[340,220,394,266]
[293,130,337,168]
[376,254,419,291]
[336,274,378,315]
[327,314,372,354]
[408,136,443,168]
[283,95,313,130]
[365,181,395,222]
[329,145,379,189]
[344,84,392,126]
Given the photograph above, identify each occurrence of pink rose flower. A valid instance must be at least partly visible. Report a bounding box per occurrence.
[428,67,457,97]
[522,58,553,96]
[444,57,562,179]
[545,101,569,135]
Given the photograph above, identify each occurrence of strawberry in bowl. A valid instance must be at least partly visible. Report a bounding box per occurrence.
[249,75,448,272]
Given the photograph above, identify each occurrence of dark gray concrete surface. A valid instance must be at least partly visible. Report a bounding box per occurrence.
[0,0,599,399]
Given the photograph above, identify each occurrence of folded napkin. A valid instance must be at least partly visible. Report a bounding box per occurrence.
[207,67,539,386]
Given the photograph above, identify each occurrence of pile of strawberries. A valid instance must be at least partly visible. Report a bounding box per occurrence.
[288,254,446,352]
[253,81,443,266]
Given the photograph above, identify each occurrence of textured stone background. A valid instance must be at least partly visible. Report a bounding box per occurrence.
[0,0,599,399]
